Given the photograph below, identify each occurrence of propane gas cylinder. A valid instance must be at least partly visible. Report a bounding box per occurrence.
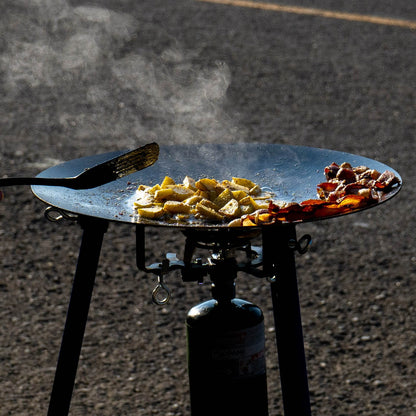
[186,264,268,416]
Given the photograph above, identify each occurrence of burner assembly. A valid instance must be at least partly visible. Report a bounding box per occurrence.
[137,227,267,303]
[26,143,400,416]
[137,224,312,415]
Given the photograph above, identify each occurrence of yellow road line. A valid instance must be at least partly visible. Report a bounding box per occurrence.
[197,0,416,30]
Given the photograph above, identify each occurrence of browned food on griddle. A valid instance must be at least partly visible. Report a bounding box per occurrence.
[235,162,399,226]
[232,162,400,227]
[134,162,400,227]
[317,162,400,202]
[134,176,273,224]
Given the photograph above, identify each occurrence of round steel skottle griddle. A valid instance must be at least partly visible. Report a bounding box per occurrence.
[32,143,401,227]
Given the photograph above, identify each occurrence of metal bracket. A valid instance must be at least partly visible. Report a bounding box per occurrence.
[288,234,312,255]
[44,206,78,223]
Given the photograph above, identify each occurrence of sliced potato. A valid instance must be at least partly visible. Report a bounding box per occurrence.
[218,199,241,218]
[155,188,174,201]
[232,190,248,201]
[195,189,211,200]
[195,178,218,192]
[183,195,203,206]
[249,184,262,196]
[213,188,233,208]
[195,202,224,221]
[240,204,255,215]
[134,192,154,208]
[183,176,197,190]
[166,185,196,201]
[232,177,256,189]
[163,201,192,214]
[252,199,270,210]
[199,198,219,211]
[148,184,161,195]
[222,180,250,193]
[137,206,165,219]
[239,195,255,205]
[160,176,176,188]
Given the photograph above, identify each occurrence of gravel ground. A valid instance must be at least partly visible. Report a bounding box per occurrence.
[1,0,415,415]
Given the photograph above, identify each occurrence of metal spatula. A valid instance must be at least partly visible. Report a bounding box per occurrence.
[0,142,159,190]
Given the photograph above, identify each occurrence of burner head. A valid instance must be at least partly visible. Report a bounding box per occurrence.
[181,227,262,247]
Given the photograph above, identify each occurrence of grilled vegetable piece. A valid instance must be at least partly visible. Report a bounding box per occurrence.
[232,177,256,189]
[218,199,241,218]
[183,176,197,190]
[165,185,195,201]
[213,188,233,208]
[163,201,192,214]
[136,206,164,219]
[154,188,174,201]
[161,176,176,188]
[133,192,154,208]
[195,202,224,221]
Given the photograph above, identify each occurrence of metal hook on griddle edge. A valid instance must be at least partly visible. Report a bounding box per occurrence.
[44,206,78,223]
[288,234,312,255]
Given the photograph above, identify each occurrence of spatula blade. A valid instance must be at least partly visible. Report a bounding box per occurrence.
[73,142,160,189]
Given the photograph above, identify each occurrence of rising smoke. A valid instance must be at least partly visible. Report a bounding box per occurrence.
[0,0,246,165]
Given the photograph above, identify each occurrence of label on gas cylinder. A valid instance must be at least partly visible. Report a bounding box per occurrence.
[209,322,266,379]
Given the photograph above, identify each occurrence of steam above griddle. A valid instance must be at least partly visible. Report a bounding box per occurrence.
[0,0,246,164]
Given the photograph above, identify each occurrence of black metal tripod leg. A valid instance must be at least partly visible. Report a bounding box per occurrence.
[262,225,311,416]
[47,216,108,416]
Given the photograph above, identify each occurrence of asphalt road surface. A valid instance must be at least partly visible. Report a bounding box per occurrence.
[1,0,415,415]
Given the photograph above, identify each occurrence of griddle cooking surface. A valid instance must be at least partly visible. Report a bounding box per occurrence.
[32,143,401,228]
